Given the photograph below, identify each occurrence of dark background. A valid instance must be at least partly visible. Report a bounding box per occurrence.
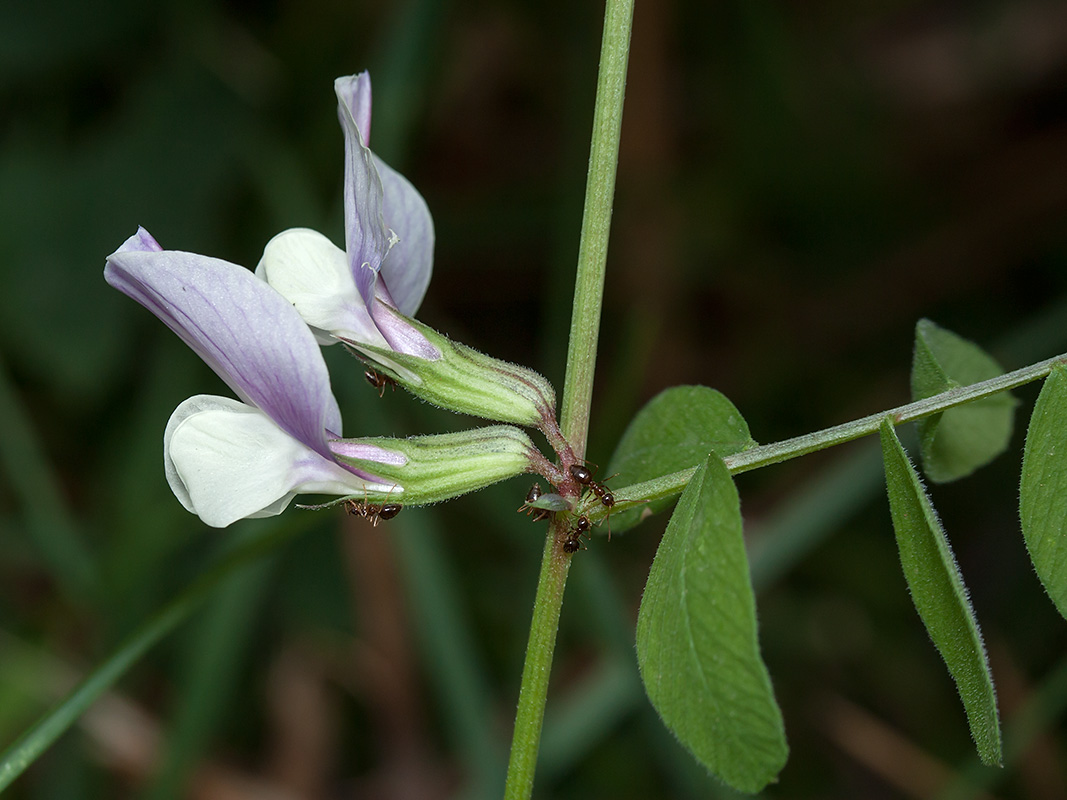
[2,0,1067,797]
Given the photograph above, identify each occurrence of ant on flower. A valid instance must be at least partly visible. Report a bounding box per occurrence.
[364,368,397,398]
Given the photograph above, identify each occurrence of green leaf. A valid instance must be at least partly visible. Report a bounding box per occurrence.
[879,418,1002,765]
[1020,363,1067,620]
[606,386,756,532]
[911,318,1016,483]
[636,453,787,793]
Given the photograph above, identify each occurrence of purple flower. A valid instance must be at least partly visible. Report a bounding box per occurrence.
[104,228,402,527]
[255,72,438,364]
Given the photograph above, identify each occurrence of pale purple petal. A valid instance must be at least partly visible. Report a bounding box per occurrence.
[121,227,163,253]
[375,154,434,317]
[335,74,388,311]
[337,71,372,144]
[105,230,343,457]
[370,302,441,360]
[328,440,409,464]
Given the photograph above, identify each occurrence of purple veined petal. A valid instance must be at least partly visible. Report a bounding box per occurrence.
[335,74,389,312]
[328,440,409,464]
[336,72,372,145]
[375,153,434,317]
[369,302,441,360]
[165,396,391,528]
[256,228,390,349]
[105,230,343,457]
[120,227,163,253]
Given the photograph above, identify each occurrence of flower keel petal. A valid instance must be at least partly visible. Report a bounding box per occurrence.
[165,396,384,528]
[257,228,388,348]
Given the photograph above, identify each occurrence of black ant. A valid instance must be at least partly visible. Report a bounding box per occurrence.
[562,515,591,554]
[518,483,552,522]
[343,485,402,526]
[569,463,615,508]
[344,498,402,526]
[364,368,397,398]
[520,481,542,510]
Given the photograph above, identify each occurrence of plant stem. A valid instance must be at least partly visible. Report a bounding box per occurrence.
[558,0,635,460]
[503,0,634,797]
[578,353,1067,520]
[503,526,573,800]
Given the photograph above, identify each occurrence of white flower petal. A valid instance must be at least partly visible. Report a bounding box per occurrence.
[256,228,389,348]
[164,395,379,528]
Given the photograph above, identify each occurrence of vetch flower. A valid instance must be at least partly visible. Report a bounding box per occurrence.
[104,228,402,528]
[257,72,557,430]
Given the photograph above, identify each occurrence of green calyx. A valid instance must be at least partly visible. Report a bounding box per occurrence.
[356,307,556,428]
[332,425,539,506]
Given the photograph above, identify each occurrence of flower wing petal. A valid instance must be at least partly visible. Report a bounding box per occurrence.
[376,154,434,317]
[256,228,388,348]
[105,229,343,453]
[335,73,388,311]
[164,396,379,528]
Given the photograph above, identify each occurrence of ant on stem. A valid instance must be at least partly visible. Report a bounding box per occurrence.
[569,463,615,509]
[562,515,591,554]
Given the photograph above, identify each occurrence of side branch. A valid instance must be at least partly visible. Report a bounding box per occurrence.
[577,354,1067,521]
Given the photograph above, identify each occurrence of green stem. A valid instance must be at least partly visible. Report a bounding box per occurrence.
[578,353,1067,520]
[503,0,634,797]
[503,525,573,799]
[558,0,635,460]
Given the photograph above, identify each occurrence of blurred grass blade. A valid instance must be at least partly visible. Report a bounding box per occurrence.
[538,656,642,781]
[911,319,1016,483]
[636,453,787,793]
[0,520,300,793]
[748,442,884,591]
[607,386,756,532]
[393,515,506,799]
[0,355,96,602]
[141,557,273,800]
[879,418,1001,765]
[1020,363,1067,619]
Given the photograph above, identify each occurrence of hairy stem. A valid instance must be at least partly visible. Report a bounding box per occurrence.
[503,0,634,797]
[577,353,1067,521]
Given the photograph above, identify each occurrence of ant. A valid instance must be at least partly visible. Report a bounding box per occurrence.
[343,486,402,526]
[364,368,397,398]
[562,515,591,554]
[569,463,615,509]
[344,498,402,526]
[518,482,552,522]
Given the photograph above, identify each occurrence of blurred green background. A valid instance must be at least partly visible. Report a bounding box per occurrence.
[2,0,1067,797]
